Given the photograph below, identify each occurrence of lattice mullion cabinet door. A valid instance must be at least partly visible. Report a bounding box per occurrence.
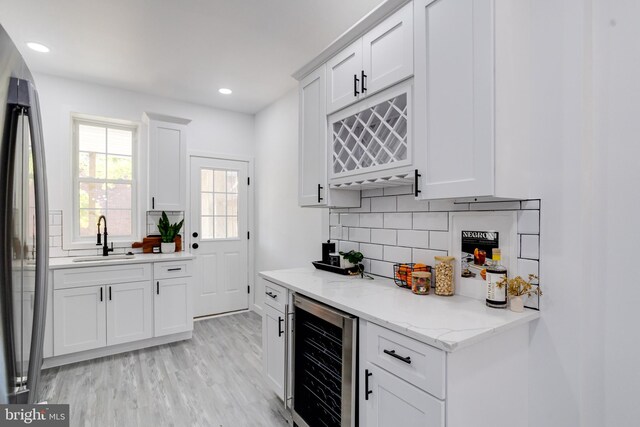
[328,80,415,188]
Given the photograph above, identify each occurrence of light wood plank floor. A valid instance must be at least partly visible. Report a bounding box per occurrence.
[40,311,289,427]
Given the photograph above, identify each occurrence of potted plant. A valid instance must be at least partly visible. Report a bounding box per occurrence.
[496,274,542,312]
[157,211,184,254]
[339,250,365,276]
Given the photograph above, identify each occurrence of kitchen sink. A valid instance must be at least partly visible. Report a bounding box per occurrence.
[72,254,136,263]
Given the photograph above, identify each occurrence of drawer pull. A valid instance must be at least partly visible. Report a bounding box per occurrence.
[383,349,412,364]
[167,267,182,272]
[365,369,373,400]
[266,291,277,299]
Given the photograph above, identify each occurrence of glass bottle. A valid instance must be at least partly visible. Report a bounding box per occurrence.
[485,248,507,308]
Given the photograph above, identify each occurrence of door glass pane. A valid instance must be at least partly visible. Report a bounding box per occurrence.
[227,194,238,216]
[200,167,240,240]
[214,217,227,239]
[201,193,213,216]
[227,216,238,238]
[201,169,213,192]
[214,194,226,216]
[213,170,226,192]
[202,216,214,239]
[226,171,238,193]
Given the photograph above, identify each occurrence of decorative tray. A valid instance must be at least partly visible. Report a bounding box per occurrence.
[312,261,360,276]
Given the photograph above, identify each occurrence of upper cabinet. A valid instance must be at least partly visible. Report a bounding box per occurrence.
[326,2,414,115]
[144,112,191,211]
[414,0,530,200]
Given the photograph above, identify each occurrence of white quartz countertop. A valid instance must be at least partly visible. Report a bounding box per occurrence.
[49,252,195,270]
[259,267,540,352]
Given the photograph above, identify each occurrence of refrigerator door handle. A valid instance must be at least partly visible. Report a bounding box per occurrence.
[25,84,49,404]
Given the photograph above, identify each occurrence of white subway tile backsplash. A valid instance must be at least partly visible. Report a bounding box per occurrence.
[383,245,412,263]
[397,195,430,212]
[429,231,449,250]
[360,213,384,228]
[348,197,370,213]
[521,200,540,210]
[429,200,469,212]
[383,185,413,196]
[517,210,539,234]
[471,201,522,211]
[362,188,384,197]
[340,214,360,227]
[371,229,396,245]
[49,225,62,237]
[384,213,412,229]
[49,236,61,247]
[371,196,397,212]
[517,258,539,279]
[348,227,371,243]
[413,212,448,231]
[330,226,342,240]
[370,259,395,278]
[397,230,429,249]
[360,243,383,260]
[412,248,448,267]
[339,241,359,253]
[330,213,340,226]
[520,235,539,259]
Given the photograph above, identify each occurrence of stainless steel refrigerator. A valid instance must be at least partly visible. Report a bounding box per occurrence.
[0,24,49,404]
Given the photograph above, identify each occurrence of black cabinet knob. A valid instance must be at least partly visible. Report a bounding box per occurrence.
[192,232,198,238]
[192,243,199,249]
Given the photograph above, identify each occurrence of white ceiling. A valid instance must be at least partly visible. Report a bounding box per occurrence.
[0,0,382,114]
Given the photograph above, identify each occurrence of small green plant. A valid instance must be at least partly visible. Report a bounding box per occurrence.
[158,211,184,243]
[339,250,364,265]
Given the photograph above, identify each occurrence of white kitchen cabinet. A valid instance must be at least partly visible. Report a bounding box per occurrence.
[326,2,413,115]
[262,303,286,400]
[53,285,106,356]
[154,276,193,337]
[106,281,153,346]
[413,0,531,200]
[299,65,360,208]
[144,112,191,211]
[363,362,444,427]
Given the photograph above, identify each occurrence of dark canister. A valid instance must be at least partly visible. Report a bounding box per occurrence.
[322,240,336,264]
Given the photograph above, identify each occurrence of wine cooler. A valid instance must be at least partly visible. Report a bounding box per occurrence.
[292,294,357,427]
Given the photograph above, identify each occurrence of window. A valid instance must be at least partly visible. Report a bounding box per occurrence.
[200,169,238,239]
[73,117,137,241]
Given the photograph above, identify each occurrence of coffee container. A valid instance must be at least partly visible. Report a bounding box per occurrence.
[322,240,336,264]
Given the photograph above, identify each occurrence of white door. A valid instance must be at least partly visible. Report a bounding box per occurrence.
[326,39,363,114]
[363,363,444,427]
[262,304,285,400]
[106,281,153,346]
[190,157,249,317]
[414,0,494,199]
[53,286,106,356]
[155,277,193,336]
[362,2,414,96]
[299,66,328,207]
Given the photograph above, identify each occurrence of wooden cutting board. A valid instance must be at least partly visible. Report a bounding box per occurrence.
[132,236,182,253]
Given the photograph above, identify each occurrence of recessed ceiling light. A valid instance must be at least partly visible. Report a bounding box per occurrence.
[218,88,232,95]
[27,42,50,53]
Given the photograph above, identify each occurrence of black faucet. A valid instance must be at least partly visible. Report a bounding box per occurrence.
[96,215,114,256]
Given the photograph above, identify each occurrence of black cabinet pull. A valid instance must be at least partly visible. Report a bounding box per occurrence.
[414,169,422,197]
[354,74,360,97]
[361,70,367,93]
[109,286,112,301]
[317,184,323,203]
[278,316,284,337]
[157,281,160,295]
[168,267,182,272]
[383,349,412,364]
[100,287,103,302]
[266,291,277,299]
[365,369,373,400]
[152,197,155,210]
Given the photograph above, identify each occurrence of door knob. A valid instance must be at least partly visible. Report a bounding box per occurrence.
[192,232,198,238]
[192,243,199,249]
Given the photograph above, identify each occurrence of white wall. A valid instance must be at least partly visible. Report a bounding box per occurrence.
[253,89,326,313]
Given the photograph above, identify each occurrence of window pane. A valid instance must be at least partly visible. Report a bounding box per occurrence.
[227,171,238,193]
[201,193,213,215]
[214,217,226,239]
[201,169,213,192]
[214,193,226,215]
[214,170,226,192]
[107,128,132,155]
[78,124,106,152]
[202,216,214,239]
[107,209,132,236]
[227,216,238,238]
[79,182,106,209]
[227,194,238,216]
[107,155,132,180]
[78,152,106,179]
[107,183,131,209]
[79,209,104,237]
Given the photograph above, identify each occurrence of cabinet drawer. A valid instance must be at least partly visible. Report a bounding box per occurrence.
[153,260,193,279]
[366,322,445,399]
[53,264,152,290]
[263,280,287,312]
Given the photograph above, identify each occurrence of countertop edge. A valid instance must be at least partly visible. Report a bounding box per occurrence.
[49,252,196,270]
